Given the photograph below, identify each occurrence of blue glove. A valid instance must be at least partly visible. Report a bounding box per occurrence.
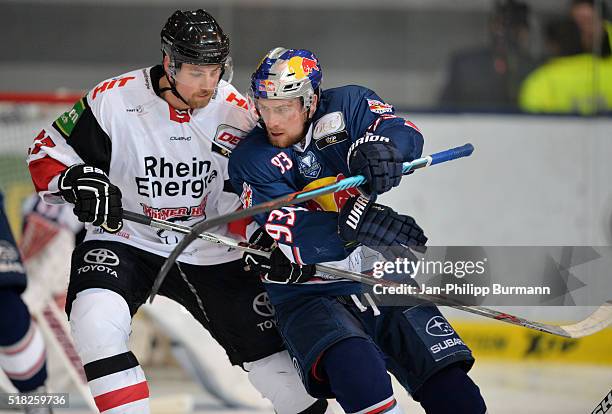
[347,135,403,195]
[338,195,427,251]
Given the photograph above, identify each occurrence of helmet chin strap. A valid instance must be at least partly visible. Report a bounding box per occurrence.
[159,72,191,108]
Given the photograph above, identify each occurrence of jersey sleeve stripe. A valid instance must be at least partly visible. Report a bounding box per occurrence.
[28,156,68,192]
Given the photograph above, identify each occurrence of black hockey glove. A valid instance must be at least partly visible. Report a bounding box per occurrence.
[347,135,403,195]
[58,164,123,233]
[244,227,316,284]
[338,195,427,251]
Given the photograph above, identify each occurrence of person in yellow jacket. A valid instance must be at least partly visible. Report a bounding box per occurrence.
[519,53,612,114]
[520,0,612,115]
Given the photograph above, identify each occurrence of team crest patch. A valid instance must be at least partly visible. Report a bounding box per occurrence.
[297,151,322,179]
[367,98,394,114]
[240,182,253,208]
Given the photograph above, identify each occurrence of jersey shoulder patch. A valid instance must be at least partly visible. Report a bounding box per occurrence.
[366,98,394,114]
[312,111,346,140]
[52,98,87,138]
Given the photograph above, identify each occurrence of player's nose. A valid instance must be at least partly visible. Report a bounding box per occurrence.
[199,73,218,90]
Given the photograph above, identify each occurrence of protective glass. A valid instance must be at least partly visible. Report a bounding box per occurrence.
[255,98,307,124]
[172,57,233,89]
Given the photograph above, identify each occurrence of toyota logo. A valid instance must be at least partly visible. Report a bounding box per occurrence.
[84,248,120,266]
[425,316,455,337]
[252,292,275,317]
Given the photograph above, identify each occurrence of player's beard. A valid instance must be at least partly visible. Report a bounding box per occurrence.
[187,89,214,109]
[267,123,309,148]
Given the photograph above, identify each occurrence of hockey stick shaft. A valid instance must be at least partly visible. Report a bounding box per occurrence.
[315,265,612,338]
[148,143,474,302]
[124,211,612,338]
[123,210,272,257]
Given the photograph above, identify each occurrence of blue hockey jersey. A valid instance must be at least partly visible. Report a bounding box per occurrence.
[229,85,423,304]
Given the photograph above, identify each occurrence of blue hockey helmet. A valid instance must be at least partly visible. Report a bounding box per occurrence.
[250,47,322,113]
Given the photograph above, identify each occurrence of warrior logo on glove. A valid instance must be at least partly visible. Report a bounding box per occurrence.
[347,134,404,195]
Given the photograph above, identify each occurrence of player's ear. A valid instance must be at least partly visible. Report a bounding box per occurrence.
[308,94,318,117]
[163,55,171,74]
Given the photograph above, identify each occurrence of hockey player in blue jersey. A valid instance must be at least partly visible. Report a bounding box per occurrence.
[0,191,51,413]
[229,47,487,413]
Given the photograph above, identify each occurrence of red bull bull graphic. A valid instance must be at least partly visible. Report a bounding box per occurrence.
[302,174,360,212]
[257,79,277,93]
[287,56,320,81]
[367,98,394,114]
[240,182,253,208]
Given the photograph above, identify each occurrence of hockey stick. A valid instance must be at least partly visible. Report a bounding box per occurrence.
[147,143,474,302]
[314,266,612,339]
[123,211,612,338]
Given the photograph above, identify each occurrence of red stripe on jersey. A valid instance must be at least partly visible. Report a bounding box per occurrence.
[366,398,397,414]
[4,351,46,380]
[403,120,421,133]
[28,156,67,192]
[1,325,34,355]
[94,381,149,412]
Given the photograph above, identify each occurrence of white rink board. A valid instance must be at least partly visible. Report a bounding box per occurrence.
[379,115,612,322]
[380,114,612,247]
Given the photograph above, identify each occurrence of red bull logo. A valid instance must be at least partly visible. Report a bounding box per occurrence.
[258,80,277,93]
[303,174,360,212]
[287,56,319,81]
[367,98,393,114]
[240,182,253,208]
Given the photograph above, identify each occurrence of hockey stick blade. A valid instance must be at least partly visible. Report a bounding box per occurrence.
[125,211,611,338]
[147,143,474,302]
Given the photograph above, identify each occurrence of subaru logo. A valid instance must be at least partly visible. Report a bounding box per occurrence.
[84,248,120,267]
[425,316,455,337]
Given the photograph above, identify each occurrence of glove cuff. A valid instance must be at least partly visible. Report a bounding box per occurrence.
[338,194,373,242]
[57,164,84,203]
[58,164,110,203]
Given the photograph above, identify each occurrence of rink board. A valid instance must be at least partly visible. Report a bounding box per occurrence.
[454,321,612,364]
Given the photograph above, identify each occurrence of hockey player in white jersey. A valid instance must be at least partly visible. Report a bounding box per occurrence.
[26,9,330,414]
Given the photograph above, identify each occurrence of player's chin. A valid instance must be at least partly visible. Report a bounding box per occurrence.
[268,133,300,148]
[189,95,212,109]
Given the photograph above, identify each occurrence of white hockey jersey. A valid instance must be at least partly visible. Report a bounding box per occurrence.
[26,66,258,265]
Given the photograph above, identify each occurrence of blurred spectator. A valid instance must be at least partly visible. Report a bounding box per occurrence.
[438,0,538,111]
[519,0,612,115]
[571,0,611,54]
